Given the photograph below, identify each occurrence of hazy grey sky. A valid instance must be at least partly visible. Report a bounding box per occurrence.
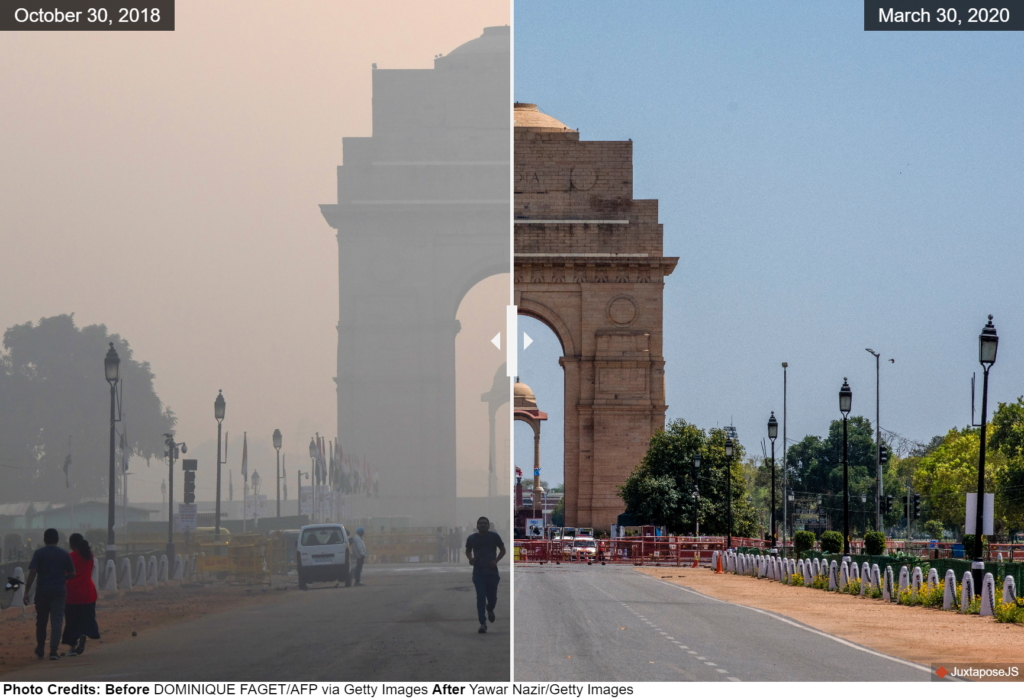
[1,1,509,504]
[515,1,1024,488]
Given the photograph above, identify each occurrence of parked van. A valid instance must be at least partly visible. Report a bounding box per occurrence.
[295,524,352,589]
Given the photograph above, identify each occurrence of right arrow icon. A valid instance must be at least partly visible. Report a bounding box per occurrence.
[523,332,533,350]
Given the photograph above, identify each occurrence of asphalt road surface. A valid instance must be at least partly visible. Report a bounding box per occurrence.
[514,564,933,682]
[5,563,509,682]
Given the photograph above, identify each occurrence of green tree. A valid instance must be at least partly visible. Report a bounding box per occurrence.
[786,416,880,535]
[551,498,565,527]
[0,315,175,502]
[911,426,1009,535]
[618,419,758,537]
[991,397,1024,531]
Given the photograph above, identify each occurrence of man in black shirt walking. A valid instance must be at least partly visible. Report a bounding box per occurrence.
[465,516,505,634]
[24,528,75,660]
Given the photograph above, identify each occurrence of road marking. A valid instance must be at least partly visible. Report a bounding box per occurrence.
[696,656,706,660]
[687,651,697,655]
[716,669,728,674]
[647,575,932,675]
[727,677,740,682]
[705,662,717,666]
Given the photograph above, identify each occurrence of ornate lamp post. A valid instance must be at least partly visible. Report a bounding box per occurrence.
[692,452,701,537]
[214,390,226,541]
[308,438,318,523]
[273,429,283,519]
[839,378,853,555]
[768,411,779,548]
[973,315,998,593]
[725,437,734,550]
[104,343,120,575]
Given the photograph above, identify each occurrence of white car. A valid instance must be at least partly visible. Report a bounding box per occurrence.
[570,537,597,559]
[296,524,352,589]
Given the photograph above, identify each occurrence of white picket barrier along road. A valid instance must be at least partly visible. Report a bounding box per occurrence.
[1003,575,1017,605]
[943,569,956,611]
[980,573,996,617]
[897,566,910,596]
[926,567,939,589]
[960,571,974,613]
[119,557,133,591]
[147,556,158,586]
[103,559,117,592]
[839,561,849,589]
[883,566,894,602]
[159,554,169,582]
[828,560,839,591]
[134,556,146,587]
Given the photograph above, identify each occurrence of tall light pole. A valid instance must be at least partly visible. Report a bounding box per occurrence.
[725,437,734,550]
[297,470,309,518]
[768,411,778,548]
[839,379,852,555]
[273,429,282,519]
[164,433,187,560]
[104,343,120,576]
[251,470,261,529]
[214,390,226,542]
[692,452,701,537]
[973,315,998,594]
[782,362,788,551]
[866,349,882,531]
[308,438,318,523]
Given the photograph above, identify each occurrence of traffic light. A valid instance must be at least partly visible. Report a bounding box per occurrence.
[879,444,888,464]
[902,495,908,505]
[182,459,197,505]
[912,494,921,519]
[884,495,894,514]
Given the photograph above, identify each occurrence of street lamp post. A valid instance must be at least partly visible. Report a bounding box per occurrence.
[782,362,788,552]
[725,438,734,550]
[839,379,852,555]
[973,315,999,594]
[251,470,261,529]
[768,411,778,548]
[692,452,701,537]
[297,470,309,518]
[308,438,318,523]
[104,343,120,577]
[866,349,882,531]
[164,433,187,561]
[214,390,226,542]
[273,429,282,520]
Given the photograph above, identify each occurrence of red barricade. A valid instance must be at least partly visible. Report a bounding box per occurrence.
[515,536,742,566]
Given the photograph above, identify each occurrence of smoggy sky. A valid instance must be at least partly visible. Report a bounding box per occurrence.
[515,1,1024,489]
[0,1,509,504]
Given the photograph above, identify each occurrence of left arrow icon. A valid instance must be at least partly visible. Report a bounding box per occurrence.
[491,333,501,350]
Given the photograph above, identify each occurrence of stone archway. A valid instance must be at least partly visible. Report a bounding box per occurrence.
[319,28,509,526]
[514,103,677,530]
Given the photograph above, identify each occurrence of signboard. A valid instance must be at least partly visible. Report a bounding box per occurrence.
[176,503,197,532]
[964,493,994,536]
[526,518,544,538]
[299,486,313,516]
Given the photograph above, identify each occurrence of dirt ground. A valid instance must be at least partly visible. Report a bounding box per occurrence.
[0,582,286,676]
[636,566,1024,667]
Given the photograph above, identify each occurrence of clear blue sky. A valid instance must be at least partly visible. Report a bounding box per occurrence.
[514,1,1024,488]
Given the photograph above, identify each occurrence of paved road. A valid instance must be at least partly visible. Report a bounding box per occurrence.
[514,565,932,682]
[5,564,509,682]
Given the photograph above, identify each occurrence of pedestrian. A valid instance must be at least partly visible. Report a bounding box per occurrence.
[350,527,367,586]
[61,534,100,656]
[465,516,505,634]
[24,528,75,660]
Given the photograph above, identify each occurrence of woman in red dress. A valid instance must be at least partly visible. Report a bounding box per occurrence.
[62,533,100,656]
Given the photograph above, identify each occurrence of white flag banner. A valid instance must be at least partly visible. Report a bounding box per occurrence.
[300,486,313,516]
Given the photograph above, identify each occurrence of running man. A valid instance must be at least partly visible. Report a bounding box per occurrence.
[465,516,505,634]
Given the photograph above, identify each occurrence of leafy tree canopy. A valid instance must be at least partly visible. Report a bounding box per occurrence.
[0,315,175,503]
[619,419,758,537]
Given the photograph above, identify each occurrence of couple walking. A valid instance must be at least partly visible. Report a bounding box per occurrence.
[24,528,100,660]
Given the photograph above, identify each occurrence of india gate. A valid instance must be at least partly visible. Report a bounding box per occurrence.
[320,28,509,527]
[514,103,677,530]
